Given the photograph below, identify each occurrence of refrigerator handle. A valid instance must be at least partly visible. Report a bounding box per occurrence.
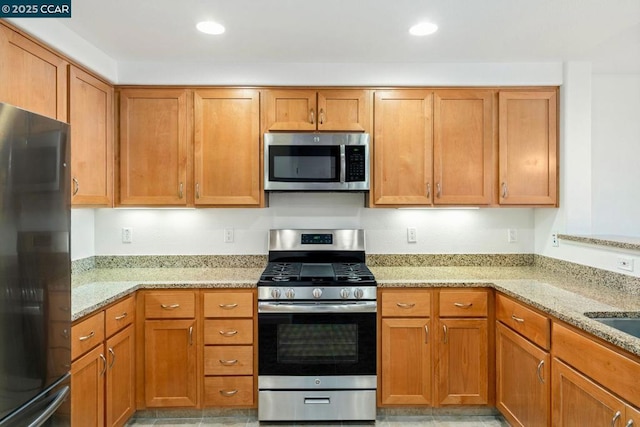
[27,385,70,427]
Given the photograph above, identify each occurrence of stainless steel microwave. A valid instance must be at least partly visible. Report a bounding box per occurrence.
[264,133,370,191]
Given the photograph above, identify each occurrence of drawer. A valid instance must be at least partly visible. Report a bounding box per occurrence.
[105,295,135,337]
[204,345,253,375]
[71,311,105,361]
[204,376,254,406]
[439,289,488,317]
[145,291,196,319]
[203,291,254,318]
[204,319,253,345]
[496,294,550,349]
[381,289,431,317]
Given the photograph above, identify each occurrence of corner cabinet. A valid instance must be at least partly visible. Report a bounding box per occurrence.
[498,90,558,206]
[193,89,262,206]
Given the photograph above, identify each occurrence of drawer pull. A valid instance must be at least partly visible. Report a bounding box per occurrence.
[219,303,238,309]
[161,304,180,310]
[454,302,473,309]
[305,397,330,404]
[78,331,95,341]
[219,359,238,366]
[219,389,239,397]
[612,411,621,427]
[219,330,238,337]
[396,302,415,309]
[511,314,525,323]
[114,312,128,320]
[536,360,545,384]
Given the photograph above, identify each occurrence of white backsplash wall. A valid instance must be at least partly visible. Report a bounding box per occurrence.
[75,193,535,259]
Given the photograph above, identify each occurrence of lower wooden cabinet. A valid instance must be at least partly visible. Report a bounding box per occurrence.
[71,345,105,426]
[105,325,135,427]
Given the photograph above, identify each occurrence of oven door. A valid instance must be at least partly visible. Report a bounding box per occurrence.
[258,302,376,377]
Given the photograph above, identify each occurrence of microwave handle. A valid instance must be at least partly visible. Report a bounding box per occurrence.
[340,145,346,183]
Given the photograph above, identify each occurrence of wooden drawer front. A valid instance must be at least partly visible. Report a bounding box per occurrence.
[145,291,195,319]
[381,290,431,317]
[553,323,640,408]
[203,291,254,318]
[204,319,253,345]
[204,376,254,406]
[439,289,488,317]
[204,346,253,375]
[71,311,105,361]
[496,294,550,349]
[105,295,135,337]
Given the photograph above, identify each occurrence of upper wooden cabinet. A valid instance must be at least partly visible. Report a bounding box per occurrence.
[0,24,67,121]
[193,89,261,206]
[372,90,433,206]
[498,90,558,206]
[118,88,191,206]
[69,66,114,206]
[264,89,371,132]
[433,90,494,205]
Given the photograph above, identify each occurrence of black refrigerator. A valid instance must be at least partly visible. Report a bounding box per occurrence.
[0,102,71,426]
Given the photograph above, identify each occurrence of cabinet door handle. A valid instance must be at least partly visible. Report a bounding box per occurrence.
[424,324,429,344]
[78,331,95,341]
[99,353,107,376]
[511,314,525,323]
[612,411,621,427]
[108,347,116,369]
[196,183,200,199]
[219,303,238,309]
[219,359,238,366]
[114,312,128,321]
[189,326,193,346]
[426,182,431,199]
[161,304,180,310]
[536,360,545,384]
[442,324,448,344]
[72,177,79,195]
[396,302,415,309]
[319,108,325,124]
[502,182,508,198]
[179,182,184,199]
[219,330,238,337]
[454,302,473,309]
[436,182,442,198]
[309,108,315,124]
[219,389,239,397]
[625,419,634,427]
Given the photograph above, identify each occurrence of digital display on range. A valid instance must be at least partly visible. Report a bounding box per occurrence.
[301,233,333,245]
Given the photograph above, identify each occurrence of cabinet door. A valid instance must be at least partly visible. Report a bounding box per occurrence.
[373,90,433,206]
[498,90,558,205]
[0,24,67,121]
[552,358,626,427]
[144,319,197,407]
[317,89,371,132]
[380,318,431,405]
[264,89,317,131]
[194,89,261,206]
[106,325,135,427]
[496,323,550,427]
[436,318,488,405]
[69,66,113,206]
[71,344,105,427]
[433,90,493,205]
[119,89,190,206]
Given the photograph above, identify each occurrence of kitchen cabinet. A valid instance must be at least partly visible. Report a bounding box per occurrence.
[202,290,256,407]
[118,88,191,206]
[193,89,261,206]
[69,65,114,206]
[435,289,490,406]
[495,294,551,427]
[498,90,558,206]
[0,23,68,121]
[263,89,371,132]
[142,290,198,407]
[379,289,432,405]
[372,90,433,206]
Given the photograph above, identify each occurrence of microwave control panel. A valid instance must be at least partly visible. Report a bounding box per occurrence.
[345,146,367,182]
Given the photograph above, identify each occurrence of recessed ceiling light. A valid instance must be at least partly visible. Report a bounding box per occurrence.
[409,22,438,36]
[196,21,225,35]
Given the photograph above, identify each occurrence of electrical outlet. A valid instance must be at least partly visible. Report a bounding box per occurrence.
[407,227,417,243]
[122,227,133,243]
[617,257,634,272]
[507,229,518,243]
[551,232,559,247]
[224,228,234,243]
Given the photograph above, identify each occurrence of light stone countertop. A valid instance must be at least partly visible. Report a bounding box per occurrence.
[72,265,640,358]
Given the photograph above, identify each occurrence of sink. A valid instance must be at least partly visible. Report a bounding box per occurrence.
[588,317,640,339]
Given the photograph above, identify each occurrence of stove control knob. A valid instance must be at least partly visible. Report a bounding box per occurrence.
[354,288,365,299]
[285,288,295,299]
[340,288,351,299]
[312,288,323,299]
[270,288,281,299]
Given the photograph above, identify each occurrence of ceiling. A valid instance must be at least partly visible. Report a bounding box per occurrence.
[58,0,640,73]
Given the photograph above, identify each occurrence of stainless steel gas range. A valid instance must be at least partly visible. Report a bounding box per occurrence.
[257,229,377,422]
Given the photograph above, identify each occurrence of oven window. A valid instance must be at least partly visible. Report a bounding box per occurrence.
[277,324,357,364]
[269,145,339,182]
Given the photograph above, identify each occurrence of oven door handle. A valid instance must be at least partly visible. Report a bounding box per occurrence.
[258,301,377,313]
